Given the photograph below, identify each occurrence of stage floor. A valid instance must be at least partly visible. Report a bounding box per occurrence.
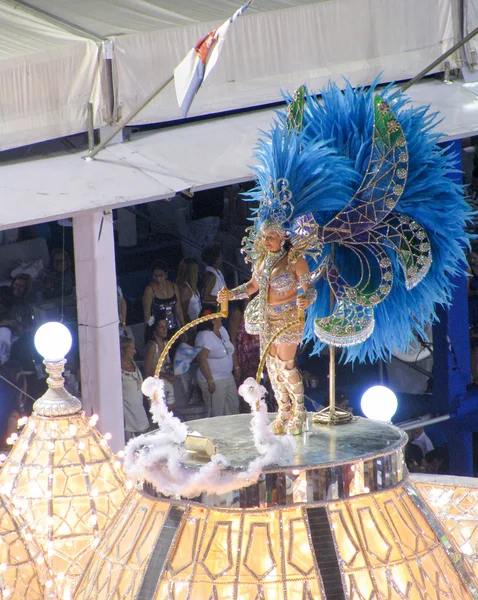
[183,413,405,471]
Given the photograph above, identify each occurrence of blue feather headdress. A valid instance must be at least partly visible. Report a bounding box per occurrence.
[243,81,470,363]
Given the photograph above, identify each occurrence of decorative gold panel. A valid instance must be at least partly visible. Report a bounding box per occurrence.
[412,477,478,580]
[74,494,325,600]
[74,481,478,599]
[0,413,128,599]
[328,485,475,599]
[0,492,51,600]
[74,490,169,600]
[200,521,234,580]
[285,517,314,577]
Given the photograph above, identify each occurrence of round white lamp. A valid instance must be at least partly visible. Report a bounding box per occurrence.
[33,322,80,417]
[34,322,72,362]
[361,385,398,422]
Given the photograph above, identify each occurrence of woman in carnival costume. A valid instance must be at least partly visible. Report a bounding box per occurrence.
[219,210,316,435]
[219,90,322,436]
[220,80,469,435]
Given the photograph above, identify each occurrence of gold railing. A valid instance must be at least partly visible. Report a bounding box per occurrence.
[154,294,229,379]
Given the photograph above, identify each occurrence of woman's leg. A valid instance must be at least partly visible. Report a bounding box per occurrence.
[267,344,292,434]
[206,378,228,417]
[223,376,240,415]
[198,381,212,417]
[276,342,306,435]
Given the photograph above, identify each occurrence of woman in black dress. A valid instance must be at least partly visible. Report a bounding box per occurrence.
[143,260,184,341]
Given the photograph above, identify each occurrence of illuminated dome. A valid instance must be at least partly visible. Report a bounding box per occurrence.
[0,353,129,599]
[73,414,478,599]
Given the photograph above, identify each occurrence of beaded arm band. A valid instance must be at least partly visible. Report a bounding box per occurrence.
[229,283,249,300]
[298,272,312,285]
[302,286,317,307]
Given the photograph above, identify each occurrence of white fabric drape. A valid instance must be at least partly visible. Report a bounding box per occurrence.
[12,0,322,38]
[0,0,460,152]
[0,0,107,151]
[464,0,478,69]
[2,78,478,233]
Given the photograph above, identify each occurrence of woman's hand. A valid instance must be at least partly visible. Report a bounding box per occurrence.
[233,366,242,384]
[217,288,230,303]
[297,295,309,309]
[207,379,216,394]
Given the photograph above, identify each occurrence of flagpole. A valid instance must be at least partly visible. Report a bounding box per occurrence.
[84,74,174,161]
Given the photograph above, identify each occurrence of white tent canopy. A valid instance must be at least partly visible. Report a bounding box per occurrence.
[0,0,468,152]
[1,79,477,232]
[0,0,106,151]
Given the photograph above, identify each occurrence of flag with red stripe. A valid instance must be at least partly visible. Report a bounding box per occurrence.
[174,1,254,117]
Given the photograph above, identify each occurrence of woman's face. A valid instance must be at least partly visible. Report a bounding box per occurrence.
[471,252,478,270]
[262,230,282,252]
[52,253,67,273]
[12,278,27,297]
[213,317,222,331]
[123,342,136,361]
[152,269,167,284]
[155,320,168,339]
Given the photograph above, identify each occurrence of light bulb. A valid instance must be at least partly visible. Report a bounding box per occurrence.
[361,385,398,422]
[34,322,72,361]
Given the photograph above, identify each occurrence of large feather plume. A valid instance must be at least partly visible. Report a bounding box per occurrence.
[246,80,470,362]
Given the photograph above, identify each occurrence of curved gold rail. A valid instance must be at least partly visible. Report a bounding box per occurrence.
[154,293,305,397]
[154,294,229,380]
[255,317,304,383]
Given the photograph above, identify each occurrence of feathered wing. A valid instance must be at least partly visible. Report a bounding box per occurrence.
[298,82,467,362]
[314,95,433,347]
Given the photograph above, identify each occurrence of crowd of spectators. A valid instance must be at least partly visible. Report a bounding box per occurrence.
[0,192,260,448]
[404,426,448,474]
[119,243,260,442]
[0,243,78,448]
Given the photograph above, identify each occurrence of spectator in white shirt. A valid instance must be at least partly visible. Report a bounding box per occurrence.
[195,308,240,417]
[408,427,434,457]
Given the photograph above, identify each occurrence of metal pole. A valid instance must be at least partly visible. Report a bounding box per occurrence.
[87,103,95,152]
[85,74,174,161]
[401,24,478,92]
[399,414,450,431]
[329,244,336,423]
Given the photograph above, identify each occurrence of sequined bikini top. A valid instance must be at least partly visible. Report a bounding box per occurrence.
[269,272,297,295]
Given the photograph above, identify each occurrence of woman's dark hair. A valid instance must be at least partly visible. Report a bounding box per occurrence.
[201,243,221,267]
[196,307,218,332]
[119,336,134,357]
[154,317,167,331]
[152,259,169,274]
[176,257,199,292]
[0,287,12,312]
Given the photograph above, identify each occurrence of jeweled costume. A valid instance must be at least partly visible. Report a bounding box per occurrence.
[242,238,316,435]
[230,81,469,432]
